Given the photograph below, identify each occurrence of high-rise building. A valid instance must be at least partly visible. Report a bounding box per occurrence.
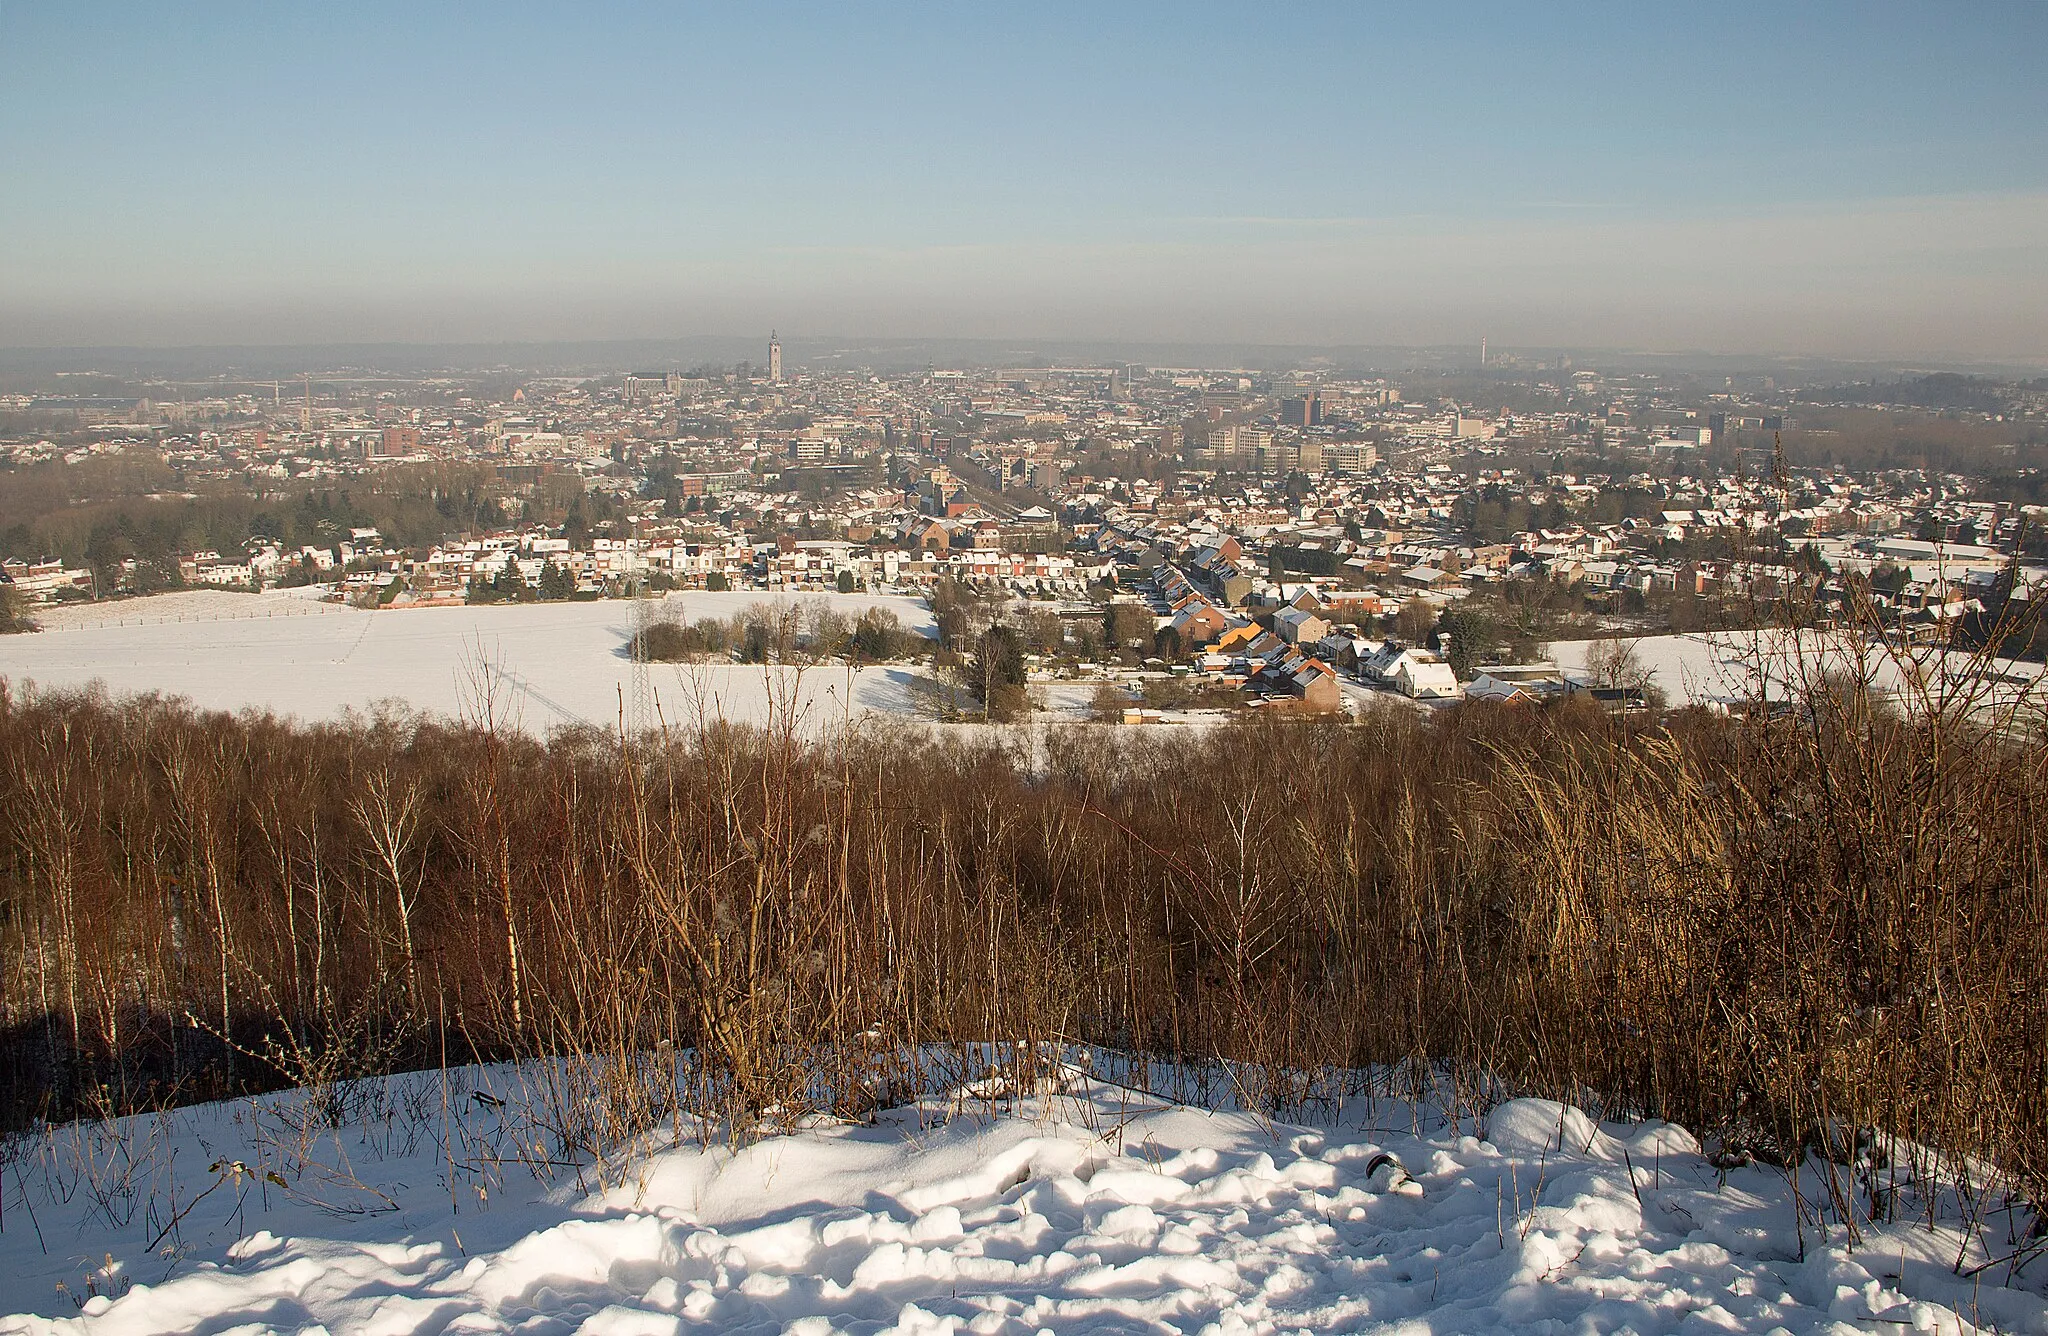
[1280,393,1322,427]
[768,331,783,384]
[1326,443,1379,476]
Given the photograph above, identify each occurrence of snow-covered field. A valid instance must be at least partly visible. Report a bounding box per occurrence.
[2,1060,2041,1334]
[1549,629,2046,714]
[0,592,939,734]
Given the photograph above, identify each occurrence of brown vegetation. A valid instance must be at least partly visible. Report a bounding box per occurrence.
[0,651,2043,1210]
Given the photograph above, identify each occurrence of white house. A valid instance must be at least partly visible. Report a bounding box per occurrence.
[1395,653,1462,700]
[1465,664,1569,706]
[1359,639,1420,684]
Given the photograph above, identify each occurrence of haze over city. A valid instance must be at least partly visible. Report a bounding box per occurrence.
[4,1,2045,361]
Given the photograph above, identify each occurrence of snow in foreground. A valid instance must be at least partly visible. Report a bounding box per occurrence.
[3,1066,2043,1335]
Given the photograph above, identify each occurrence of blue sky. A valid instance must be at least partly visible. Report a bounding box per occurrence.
[4,1,2045,359]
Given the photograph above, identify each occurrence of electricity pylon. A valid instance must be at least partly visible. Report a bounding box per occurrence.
[627,578,654,739]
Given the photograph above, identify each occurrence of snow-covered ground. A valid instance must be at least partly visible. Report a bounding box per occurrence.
[23,588,348,632]
[0,593,939,734]
[1549,629,2046,715]
[2,1060,2041,1334]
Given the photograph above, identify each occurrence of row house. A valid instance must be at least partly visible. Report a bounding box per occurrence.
[942,550,1079,584]
[1272,605,1332,645]
[764,539,859,587]
[182,553,256,587]
[1152,563,1249,649]
[648,542,752,586]
[1,557,93,601]
[1238,632,1343,712]
[1185,537,1255,607]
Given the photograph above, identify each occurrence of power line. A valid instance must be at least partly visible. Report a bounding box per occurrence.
[627,580,655,739]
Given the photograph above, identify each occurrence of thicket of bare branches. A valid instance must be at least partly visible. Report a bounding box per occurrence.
[1,647,2043,1205]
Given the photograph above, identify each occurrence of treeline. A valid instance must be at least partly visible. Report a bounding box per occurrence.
[0,460,609,582]
[1800,373,2043,415]
[1772,409,2045,473]
[630,600,927,665]
[0,660,2044,1205]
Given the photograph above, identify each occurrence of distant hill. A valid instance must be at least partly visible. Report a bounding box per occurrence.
[1803,371,2047,412]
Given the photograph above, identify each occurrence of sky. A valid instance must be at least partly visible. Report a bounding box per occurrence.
[3,1,2045,362]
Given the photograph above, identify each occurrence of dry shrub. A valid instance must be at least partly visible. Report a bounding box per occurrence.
[0,628,2043,1204]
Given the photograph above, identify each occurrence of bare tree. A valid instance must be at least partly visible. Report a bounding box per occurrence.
[1585,637,1651,694]
[351,769,426,1007]
[459,638,526,1037]
[16,723,87,1085]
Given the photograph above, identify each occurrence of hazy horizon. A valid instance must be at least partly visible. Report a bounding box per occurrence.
[6,2,2045,363]
[5,335,2045,387]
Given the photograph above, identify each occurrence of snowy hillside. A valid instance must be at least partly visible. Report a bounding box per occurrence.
[3,1063,2041,1335]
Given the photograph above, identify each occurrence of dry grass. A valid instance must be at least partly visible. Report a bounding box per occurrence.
[0,617,2043,1219]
